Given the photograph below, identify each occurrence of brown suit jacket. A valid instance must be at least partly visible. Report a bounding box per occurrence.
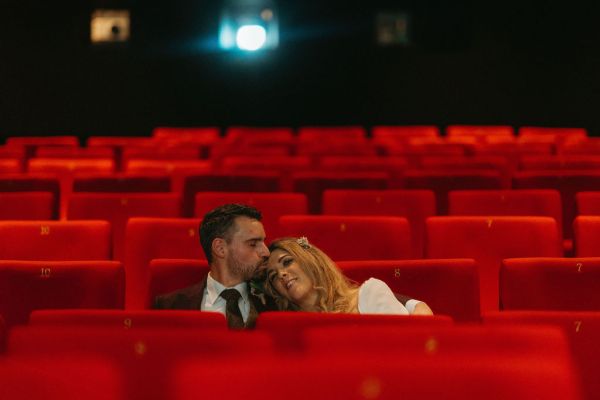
[153,276,277,315]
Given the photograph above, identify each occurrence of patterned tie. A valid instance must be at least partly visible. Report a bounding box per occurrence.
[220,289,245,330]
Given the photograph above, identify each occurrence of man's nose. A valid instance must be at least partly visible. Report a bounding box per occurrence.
[259,243,270,257]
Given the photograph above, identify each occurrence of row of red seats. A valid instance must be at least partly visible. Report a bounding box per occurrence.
[1,223,600,321]
[0,310,594,399]
[5,188,600,250]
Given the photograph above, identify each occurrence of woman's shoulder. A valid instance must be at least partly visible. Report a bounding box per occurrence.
[358,278,408,315]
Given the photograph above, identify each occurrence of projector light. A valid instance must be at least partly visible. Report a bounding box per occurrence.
[236,25,267,51]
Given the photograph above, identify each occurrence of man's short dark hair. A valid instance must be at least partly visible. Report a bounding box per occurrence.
[199,203,262,263]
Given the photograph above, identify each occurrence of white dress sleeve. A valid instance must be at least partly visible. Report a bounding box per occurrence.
[357,278,409,315]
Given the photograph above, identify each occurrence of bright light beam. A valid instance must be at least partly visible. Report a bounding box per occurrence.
[236,24,267,51]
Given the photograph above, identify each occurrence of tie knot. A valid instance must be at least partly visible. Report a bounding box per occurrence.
[220,288,241,303]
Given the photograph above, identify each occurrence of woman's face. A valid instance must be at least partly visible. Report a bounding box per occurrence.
[266,248,317,309]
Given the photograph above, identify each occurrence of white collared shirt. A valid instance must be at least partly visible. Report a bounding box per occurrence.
[202,272,251,323]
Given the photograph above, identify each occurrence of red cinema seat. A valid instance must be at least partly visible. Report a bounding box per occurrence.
[174,326,581,400]
[35,146,115,159]
[29,309,225,330]
[322,189,435,258]
[576,191,600,216]
[519,155,600,170]
[0,158,22,174]
[194,192,308,239]
[255,312,452,348]
[5,136,79,150]
[448,190,564,248]
[297,125,366,141]
[338,259,480,321]
[483,310,600,400]
[405,170,505,214]
[0,357,123,400]
[0,192,54,220]
[121,146,202,166]
[513,171,600,240]
[519,126,587,143]
[148,258,209,306]
[86,136,156,148]
[574,216,600,256]
[73,174,172,193]
[256,311,452,331]
[27,158,115,174]
[220,156,311,173]
[0,260,123,327]
[182,173,281,217]
[124,160,212,193]
[292,171,389,214]
[371,125,440,143]
[446,125,515,139]
[0,175,61,217]
[278,215,412,261]
[500,257,600,311]
[7,327,273,400]
[225,126,294,142]
[124,218,204,309]
[0,220,111,261]
[318,156,407,182]
[426,216,562,312]
[0,314,6,352]
[152,126,220,142]
[68,193,182,261]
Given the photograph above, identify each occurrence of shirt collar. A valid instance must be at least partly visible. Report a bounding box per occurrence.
[205,272,249,306]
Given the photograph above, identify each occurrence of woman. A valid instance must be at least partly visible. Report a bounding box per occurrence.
[263,236,411,314]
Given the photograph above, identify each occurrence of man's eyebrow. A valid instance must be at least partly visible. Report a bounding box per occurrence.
[245,237,264,243]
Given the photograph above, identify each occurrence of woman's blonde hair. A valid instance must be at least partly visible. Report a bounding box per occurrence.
[264,237,359,313]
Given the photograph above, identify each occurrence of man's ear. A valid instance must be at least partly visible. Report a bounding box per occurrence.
[212,238,227,260]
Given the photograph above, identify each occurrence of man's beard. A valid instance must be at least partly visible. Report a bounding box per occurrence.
[227,254,259,281]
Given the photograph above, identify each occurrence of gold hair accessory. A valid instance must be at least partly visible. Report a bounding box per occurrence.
[297,236,311,249]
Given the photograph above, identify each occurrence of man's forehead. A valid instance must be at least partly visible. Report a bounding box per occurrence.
[231,216,265,238]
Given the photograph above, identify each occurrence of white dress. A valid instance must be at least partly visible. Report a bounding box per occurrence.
[357,278,409,315]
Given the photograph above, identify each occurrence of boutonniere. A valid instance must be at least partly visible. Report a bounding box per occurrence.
[249,271,268,306]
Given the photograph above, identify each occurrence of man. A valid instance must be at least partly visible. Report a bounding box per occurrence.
[154,203,272,328]
[154,203,432,329]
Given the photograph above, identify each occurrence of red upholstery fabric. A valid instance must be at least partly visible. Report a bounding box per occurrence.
[448,189,563,236]
[8,326,273,400]
[182,173,281,216]
[0,175,61,218]
[371,125,440,142]
[513,170,600,239]
[148,258,209,305]
[576,191,600,216]
[35,145,114,159]
[72,174,172,193]
[29,309,225,329]
[574,216,600,257]
[520,155,600,170]
[291,171,389,213]
[297,125,366,141]
[0,356,123,400]
[405,170,505,214]
[483,310,600,400]
[278,215,411,261]
[0,192,54,220]
[338,259,480,321]
[426,216,562,312]
[194,192,308,239]
[27,158,115,174]
[68,193,181,261]
[322,189,435,257]
[0,260,124,327]
[174,325,580,400]
[0,158,22,173]
[124,218,203,309]
[446,125,514,138]
[5,136,79,147]
[500,257,600,311]
[0,220,111,260]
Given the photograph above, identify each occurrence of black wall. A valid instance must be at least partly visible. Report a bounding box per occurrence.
[1,0,599,139]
